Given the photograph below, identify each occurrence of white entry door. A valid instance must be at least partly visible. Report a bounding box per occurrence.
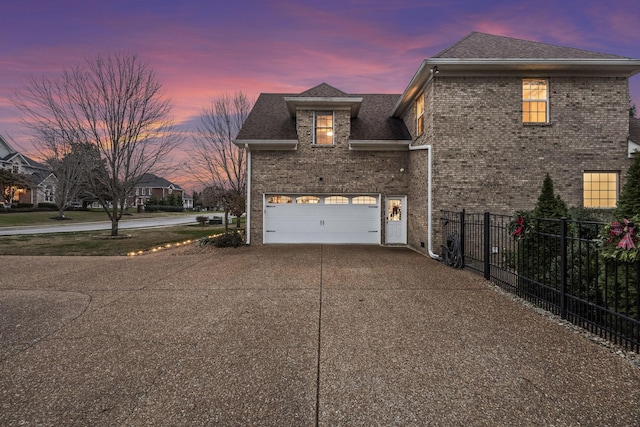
[385,196,407,244]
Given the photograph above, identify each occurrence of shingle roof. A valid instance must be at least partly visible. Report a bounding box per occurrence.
[299,83,348,97]
[236,85,410,142]
[434,32,630,60]
[137,173,182,189]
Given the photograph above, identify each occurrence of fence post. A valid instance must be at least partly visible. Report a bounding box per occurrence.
[560,218,568,319]
[459,209,465,268]
[484,212,491,280]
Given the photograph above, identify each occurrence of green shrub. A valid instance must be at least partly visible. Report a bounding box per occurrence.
[195,215,208,226]
[37,202,58,210]
[12,203,34,209]
[199,232,244,248]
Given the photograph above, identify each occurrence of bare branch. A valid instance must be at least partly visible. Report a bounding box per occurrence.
[13,53,182,235]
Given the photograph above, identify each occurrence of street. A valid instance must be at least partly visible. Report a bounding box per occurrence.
[0,214,206,235]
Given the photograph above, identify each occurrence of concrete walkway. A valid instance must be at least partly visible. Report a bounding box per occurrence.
[1,245,639,426]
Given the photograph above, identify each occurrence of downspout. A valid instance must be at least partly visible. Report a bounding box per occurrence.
[244,144,251,245]
[408,144,440,260]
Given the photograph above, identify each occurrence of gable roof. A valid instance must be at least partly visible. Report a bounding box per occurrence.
[434,32,630,60]
[393,32,640,117]
[235,85,410,148]
[136,173,183,190]
[299,83,348,97]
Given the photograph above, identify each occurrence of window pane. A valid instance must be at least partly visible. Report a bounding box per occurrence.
[416,93,424,135]
[267,195,292,204]
[296,196,320,204]
[523,79,548,123]
[583,172,617,208]
[315,112,333,145]
[325,195,348,204]
[352,196,377,205]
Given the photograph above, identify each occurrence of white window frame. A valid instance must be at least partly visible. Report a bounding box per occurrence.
[522,78,549,124]
[314,111,334,145]
[416,92,424,135]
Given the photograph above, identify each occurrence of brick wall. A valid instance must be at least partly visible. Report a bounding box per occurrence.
[406,75,632,256]
[249,109,409,244]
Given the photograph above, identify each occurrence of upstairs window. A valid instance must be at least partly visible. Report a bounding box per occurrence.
[314,111,334,145]
[522,79,548,123]
[584,172,618,208]
[416,92,424,135]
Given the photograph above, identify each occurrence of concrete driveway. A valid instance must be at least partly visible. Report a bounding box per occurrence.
[1,245,639,426]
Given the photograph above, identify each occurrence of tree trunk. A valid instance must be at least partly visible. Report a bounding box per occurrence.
[58,206,65,219]
[111,216,119,236]
[224,209,229,234]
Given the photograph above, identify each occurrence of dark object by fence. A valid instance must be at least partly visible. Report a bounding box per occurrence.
[442,232,463,268]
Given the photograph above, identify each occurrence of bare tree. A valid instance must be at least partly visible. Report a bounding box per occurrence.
[193,92,251,229]
[13,53,180,235]
[35,128,89,218]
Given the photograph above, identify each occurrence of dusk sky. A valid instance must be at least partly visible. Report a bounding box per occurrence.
[2,0,640,191]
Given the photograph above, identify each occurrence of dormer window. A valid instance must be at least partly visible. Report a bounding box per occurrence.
[314,111,334,145]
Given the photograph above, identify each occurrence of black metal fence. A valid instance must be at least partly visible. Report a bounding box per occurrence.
[441,210,640,352]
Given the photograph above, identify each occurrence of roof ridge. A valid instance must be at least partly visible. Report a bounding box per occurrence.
[432,31,631,60]
[431,31,478,58]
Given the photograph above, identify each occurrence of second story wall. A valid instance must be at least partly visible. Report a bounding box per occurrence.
[408,75,632,215]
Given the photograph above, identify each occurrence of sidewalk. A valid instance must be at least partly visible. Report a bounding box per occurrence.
[1,245,639,426]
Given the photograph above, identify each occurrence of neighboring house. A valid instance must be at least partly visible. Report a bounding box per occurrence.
[130,173,185,207]
[183,192,194,210]
[235,32,640,256]
[0,134,53,206]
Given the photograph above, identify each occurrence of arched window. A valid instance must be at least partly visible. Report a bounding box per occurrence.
[325,195,348,204]
[296,196,320,204]
[267,195,292,204]
[352,196,377,205]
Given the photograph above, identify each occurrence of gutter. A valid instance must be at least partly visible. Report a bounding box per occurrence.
[244,144,251,245]
[409,144,440,260]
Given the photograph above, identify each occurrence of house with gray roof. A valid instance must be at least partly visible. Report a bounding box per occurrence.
[130,173,186,208]
[0,134,54,206]
[235,32,640,256]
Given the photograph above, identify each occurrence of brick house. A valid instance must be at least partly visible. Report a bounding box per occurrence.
[235,32,640,257]
[130,173,185,208]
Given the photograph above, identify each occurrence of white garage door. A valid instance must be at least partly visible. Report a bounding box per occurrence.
[264,194,380,244]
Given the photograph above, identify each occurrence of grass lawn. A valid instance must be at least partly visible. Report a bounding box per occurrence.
[0,224,239,256]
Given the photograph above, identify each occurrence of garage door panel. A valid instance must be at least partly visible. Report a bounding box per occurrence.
[264,195,380,244]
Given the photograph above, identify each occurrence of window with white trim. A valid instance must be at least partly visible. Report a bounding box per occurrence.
[522,78,548,123]
[416,92,424,135]
[268,195,292,204]
[352,196,377,205]
[325,196,348,204]
[583,172,618,208]
[314,111,334,145]
[296,195,320,204]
